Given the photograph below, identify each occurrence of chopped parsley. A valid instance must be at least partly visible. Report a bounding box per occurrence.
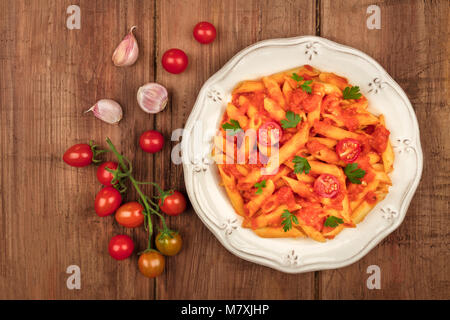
[344,163,366,184]
[342,86,362,100]
[292,156,311,175]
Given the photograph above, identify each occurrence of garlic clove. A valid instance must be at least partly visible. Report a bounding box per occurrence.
[137,83,168,114]
[85,99,123,124]
[112,26,139,67]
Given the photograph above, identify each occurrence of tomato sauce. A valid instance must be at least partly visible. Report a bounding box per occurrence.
[321,94,340,113]
[328,191,345,210]
[288,88,308,113]
[275,187,296,210]
[222,164,242,178]
[306,140,323,154]
[348,183,365,201]
[355,156,375,183]
[342,108,360,131]
[365,191,378,204]
[296,202,324,231]
[370,125,390,153]
[301,94,321,113]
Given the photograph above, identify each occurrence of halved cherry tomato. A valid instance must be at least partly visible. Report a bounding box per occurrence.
[159,191,187,216]
[96,161,118,186]
[63,143,93,167]
[336,138,361,163]
[139,130,164,153]
[95,186,122,217]
[108,235,134,260]
[156,231,182,256]
[138,251,165,278]
[258,121,282,146]
[193,21,216,44]
[115,202,145,228]
[161,48,188,74]
[314,174,340,198]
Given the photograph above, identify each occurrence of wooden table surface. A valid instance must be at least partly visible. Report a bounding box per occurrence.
[0,0,448,300]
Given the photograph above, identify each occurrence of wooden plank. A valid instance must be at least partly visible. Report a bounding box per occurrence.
[0,0,156,299]
[319,0,449,299]
[154,0,316,299]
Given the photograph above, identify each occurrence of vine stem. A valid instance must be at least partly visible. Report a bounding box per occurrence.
[105,137,171,251]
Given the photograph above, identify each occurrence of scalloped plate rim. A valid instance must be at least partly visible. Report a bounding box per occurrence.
[181,35,423,273]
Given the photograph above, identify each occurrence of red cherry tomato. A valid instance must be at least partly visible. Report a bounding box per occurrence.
[193,21,216,44]
[258,121,282,146]
[159,191,187,216]
[96,161,118,186]
[314,174,340,198]
[63,143,93,167]
[139,130,164,153]
[108,235,134,260]
[161,48,188,74]
[115,202,145,228]
[95,186,122,217]
[336,138,362,163]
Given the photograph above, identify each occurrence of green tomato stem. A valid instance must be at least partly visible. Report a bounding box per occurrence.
[105,137,171,250]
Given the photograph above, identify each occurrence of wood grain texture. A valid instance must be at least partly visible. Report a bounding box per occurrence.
[154,0,316,300]
[0,0,156,299]
[319,0,449,299]
[0,0,448,300]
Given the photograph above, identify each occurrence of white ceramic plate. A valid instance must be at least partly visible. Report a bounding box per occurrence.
[181,36,423,273]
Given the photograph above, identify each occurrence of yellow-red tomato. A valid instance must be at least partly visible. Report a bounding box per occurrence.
[115,202,145,228]
[138,251,165,278]
[156,232,182,256]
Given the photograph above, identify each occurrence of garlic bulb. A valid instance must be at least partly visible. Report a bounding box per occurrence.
[85,99,123,124]
[137,83,168,114]
[112,26,139,67]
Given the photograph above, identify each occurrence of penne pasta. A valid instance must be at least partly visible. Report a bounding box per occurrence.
[233,80,264,94]
[245,179,275,216]
[254,227,305,238]
[214,65,394,242]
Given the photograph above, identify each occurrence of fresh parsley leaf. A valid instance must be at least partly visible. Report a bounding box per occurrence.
[292,156,311,174]
[344,163,366,184]
[281,209,299,232]
[342,86,362,100]
[221,119,242,135]
[281,111,302,129]
[254,180,267,195]
[300,80,312,93]
[291,73,312,93]
[324,216,344,228]
[291,73,302,82]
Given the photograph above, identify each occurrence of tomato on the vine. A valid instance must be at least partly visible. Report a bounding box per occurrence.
[156,231,182,256]
[161,48,188,74]
[95,186,122,217]
[115,202,145,228]
[97,161,118,186]
[139,130,164,153]
[159,191,187,216]
[193,21,216,44]
[108,235,134,260]
[138,251,165,278]
[63,143,93,167]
